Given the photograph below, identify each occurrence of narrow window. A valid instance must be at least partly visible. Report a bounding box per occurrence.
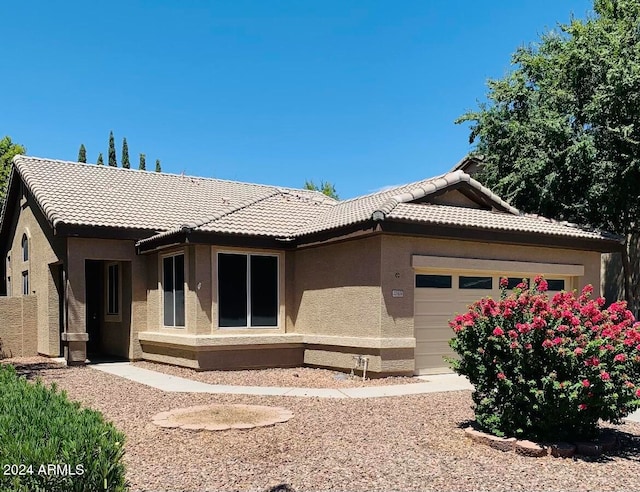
[21,235,28,262]
[415,274,452,288]
[107,264,120,315]
[547,279,565,291]
[506,277,528,289]
[22,271,29,295]
[7,276,11,296]
[459,276,493,290]
[163,254,185,327]
[218,253,278,328]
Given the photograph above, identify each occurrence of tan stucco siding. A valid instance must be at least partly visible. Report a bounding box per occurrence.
[66,238,145,359]
[289,236,382,338]
[380,235,602,340]
[0,296,38,357]
[4,191,64,355]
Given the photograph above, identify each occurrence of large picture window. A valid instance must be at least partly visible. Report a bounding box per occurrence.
[163,254,185,327]
[218,253,278,328]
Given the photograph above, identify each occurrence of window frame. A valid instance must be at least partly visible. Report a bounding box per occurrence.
[22,270,29,296]
[161,252,186,328]
[21,234,29,262]
[6,276,11,297]
[216,251,280,329]
[104,262,122,321]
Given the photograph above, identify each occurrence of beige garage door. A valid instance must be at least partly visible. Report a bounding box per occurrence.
[414,273,569,375]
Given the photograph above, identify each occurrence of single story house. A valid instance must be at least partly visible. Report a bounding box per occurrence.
[0,156,623,375]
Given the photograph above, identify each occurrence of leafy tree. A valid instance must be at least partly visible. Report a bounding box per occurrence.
[77,144,87,163]
[457,0,640,313]
[0,136,26,202]
[121,138,130,169]
[108,131,117,167]
[303,179,339,200]
[139,153,146,170]
[96,153,104,166]
[155,159,161,172]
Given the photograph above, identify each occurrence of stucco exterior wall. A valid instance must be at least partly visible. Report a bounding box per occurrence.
[0,296,38,358]
[288,236,382,338]
[4,190,65,356]
[379,235,602,340]
[66,238,146,360]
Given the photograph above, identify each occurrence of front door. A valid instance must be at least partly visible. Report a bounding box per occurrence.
[85,260,103,354]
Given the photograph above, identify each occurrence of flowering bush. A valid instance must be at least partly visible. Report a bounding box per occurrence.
[448,276,640,441]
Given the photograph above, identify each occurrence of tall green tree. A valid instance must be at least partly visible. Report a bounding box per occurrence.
[139,153,146,170]
[121,138,130,169]
[97,153,104,166]
[303,179,339,200]
[155,159,161,172]
[0,136,26,202]
[457,0,640,312]
[77,144,87,163]
[108,131,117,167]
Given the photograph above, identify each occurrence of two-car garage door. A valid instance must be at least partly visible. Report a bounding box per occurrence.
[412,256,582,375]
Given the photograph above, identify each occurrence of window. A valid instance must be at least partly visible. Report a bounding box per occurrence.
[107,263,120,315]
[163,254,185,327]
[547,279,565,291]
[21,234,28,262]
[459,276,493,290]
[218,253,278,328]
[6,276,11,297]
[415,274,452,288]
[22,271,29,295]
[506,277,528,289]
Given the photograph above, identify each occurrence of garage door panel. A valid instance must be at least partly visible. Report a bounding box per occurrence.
[414,271,571,374]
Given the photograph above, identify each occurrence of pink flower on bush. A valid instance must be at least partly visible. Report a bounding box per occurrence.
[584,356,600,367]
[508,330,518,339]
[497,372,506,380]
[578,404,588,411]
[510,342,519,349]
[636,389,640,398]
[534,275,549,292]
[614,353,627,363]
[624,381,635,388]
[500,277,508,288]
[492,326,504,336]
[552,337,563,346]
[542,339,553,348]
[574,347,583,356]
[600,371,611,381]
[582,379,590,387]
[524,343,532,350]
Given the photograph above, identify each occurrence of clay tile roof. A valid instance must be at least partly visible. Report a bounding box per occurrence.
[11,156,334,234]
[387,203,615,240]
[6,155,620,246]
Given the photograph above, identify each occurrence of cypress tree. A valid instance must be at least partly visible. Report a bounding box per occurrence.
[139,153,146,170]
[97,153,104,165]
[77,144,87,163]
[155,159,161,172]
[121,138,130,169]
[108,131,117,167]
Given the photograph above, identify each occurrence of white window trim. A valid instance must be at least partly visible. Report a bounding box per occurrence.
[161,251,186,329]
[216,251,280,330]
[21,270,29,296]
[104,262,122,322]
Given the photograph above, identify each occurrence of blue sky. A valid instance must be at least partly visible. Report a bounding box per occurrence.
[5,0,592,199]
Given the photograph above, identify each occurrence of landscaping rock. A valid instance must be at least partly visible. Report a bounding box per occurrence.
[464,427,516,451]
[598,431,619,452]
[515,440,547,457]
[550,442,576,458]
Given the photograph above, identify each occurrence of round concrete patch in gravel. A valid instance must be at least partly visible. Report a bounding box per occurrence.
[152,404,293,431]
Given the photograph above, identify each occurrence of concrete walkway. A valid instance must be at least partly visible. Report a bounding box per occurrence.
[90,362,473,399]
[88,362,640,421]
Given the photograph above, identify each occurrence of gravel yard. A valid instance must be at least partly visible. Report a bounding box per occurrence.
[133,360,419,388]
[5,357,640,492]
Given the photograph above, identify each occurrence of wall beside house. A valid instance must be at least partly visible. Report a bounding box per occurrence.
[0,296,38,358]
[3,189,65,356]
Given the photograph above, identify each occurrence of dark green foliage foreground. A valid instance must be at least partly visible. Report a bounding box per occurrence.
[0,365,127,491]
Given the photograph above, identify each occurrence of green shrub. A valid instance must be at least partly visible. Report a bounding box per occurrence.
[0,365,127,491]
[449,276,640,441]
